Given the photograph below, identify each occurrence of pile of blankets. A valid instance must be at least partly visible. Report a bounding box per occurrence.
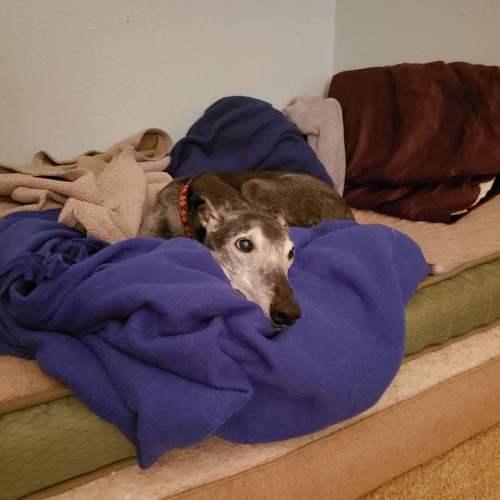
[169,94,347,195]
[0,97,429,468]
[0,95,347,244]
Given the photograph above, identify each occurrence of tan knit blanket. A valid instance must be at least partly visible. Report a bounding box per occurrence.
[0,129,173,243]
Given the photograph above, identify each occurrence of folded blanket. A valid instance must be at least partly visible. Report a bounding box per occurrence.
[284,95,346,195]
[167,96,334,185]
[0,210,428,468]
[0,129,173,243]
[328,61,500,222]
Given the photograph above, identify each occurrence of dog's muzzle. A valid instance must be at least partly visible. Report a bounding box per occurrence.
[270,298,301,329]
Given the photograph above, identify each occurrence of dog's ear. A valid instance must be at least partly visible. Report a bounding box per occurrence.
[241,178,269,201]
[190,194,225,233]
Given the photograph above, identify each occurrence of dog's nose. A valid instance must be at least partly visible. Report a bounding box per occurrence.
[270,301,301,327]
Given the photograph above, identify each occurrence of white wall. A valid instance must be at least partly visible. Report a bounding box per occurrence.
[0,0,335,163]
[2,1,499,164]
[333,0,500,73]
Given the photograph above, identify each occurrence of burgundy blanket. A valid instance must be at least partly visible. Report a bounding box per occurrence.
[328,61,500,222]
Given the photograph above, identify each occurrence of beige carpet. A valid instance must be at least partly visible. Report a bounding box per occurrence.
[363,421,500,499]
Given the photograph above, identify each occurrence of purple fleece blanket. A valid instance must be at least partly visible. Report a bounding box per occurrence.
[0,211,427,468]
[0,97,429,468]
[167,96,334,186]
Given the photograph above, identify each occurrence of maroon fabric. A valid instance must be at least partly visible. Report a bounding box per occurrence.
[328,61,500,222]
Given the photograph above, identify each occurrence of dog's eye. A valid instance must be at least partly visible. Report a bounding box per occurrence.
[236,238,253,253]
[288,247,295,260]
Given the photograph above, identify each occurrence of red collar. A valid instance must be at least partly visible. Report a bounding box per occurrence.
[178,178,194,238]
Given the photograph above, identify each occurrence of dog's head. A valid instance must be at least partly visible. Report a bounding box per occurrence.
[190,195,301,331]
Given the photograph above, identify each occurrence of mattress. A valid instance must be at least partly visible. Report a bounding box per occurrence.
[1,195,500,499]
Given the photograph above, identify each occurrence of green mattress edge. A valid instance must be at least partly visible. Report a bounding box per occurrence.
[1,257,500,499]
[405,257,500,355]
[0,397,135,500]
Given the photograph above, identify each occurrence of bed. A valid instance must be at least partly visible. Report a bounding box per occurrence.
[1,61,499,499]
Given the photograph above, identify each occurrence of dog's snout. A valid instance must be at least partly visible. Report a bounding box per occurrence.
[270,300,301,327]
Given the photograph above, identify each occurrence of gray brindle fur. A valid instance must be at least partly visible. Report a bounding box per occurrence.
[140,171,355,331]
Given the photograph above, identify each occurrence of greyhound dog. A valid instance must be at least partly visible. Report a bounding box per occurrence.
[141,171,355,331]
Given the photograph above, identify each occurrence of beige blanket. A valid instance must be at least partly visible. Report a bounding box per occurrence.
[0,129,173,243]
[354,194,500,281]
[284,95,346,195]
